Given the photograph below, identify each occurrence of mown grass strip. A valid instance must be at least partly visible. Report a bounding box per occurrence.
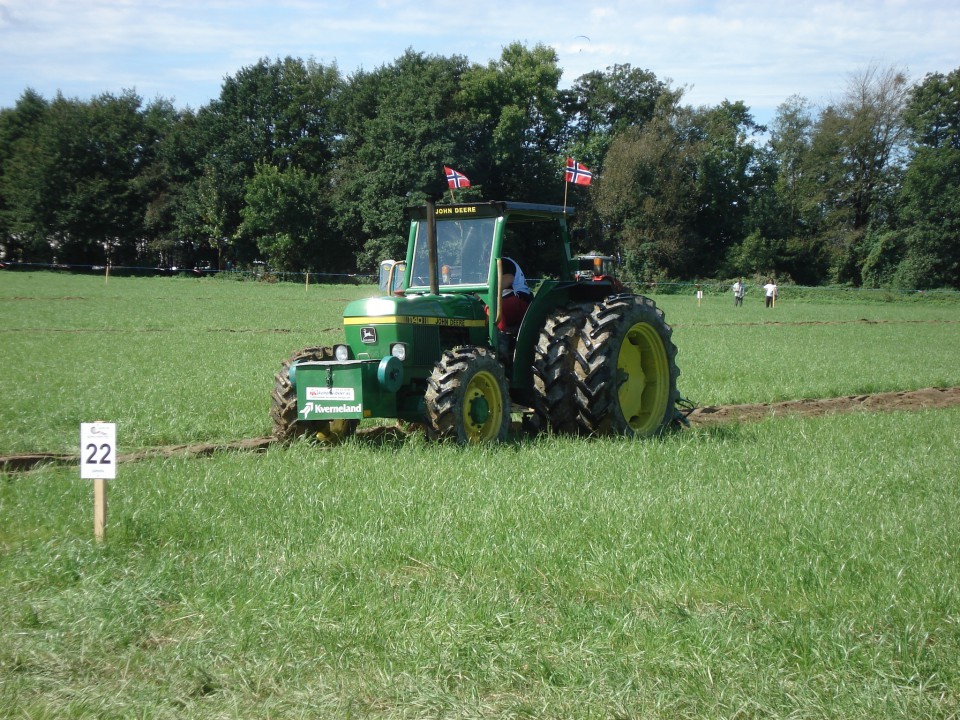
[2,272,960,454]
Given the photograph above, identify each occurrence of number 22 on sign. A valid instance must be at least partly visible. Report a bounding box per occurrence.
[80,422,115,542]
[80,422,116,479]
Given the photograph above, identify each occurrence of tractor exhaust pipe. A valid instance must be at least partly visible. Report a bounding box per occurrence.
[426,199,440,295]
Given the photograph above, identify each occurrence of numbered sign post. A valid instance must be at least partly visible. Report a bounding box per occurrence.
[80,422,116,542]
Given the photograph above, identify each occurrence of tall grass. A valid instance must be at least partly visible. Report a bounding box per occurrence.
[2,411,959,717]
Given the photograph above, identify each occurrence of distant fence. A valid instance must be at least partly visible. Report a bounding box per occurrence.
[0,261,378,285]
[2,261,957,300]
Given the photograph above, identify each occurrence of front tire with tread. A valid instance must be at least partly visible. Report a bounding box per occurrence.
[425,346,511,443]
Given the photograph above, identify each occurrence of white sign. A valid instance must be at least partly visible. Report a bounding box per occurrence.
[306,386,355,401]
[80,422,116,479]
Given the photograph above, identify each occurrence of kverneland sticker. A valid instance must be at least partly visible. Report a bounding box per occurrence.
[300,402,362,417]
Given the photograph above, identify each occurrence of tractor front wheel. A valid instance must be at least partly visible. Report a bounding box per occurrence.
[271,346,359,444]
[574,295,680,437]
[425,346,511,443]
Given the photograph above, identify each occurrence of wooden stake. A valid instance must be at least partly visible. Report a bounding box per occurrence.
[81,420,115,543]
[94,478,107,543]
[105,264,110,285]
[305,271,309,292]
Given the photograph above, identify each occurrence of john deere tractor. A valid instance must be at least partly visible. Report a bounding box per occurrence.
[271,200,681,443]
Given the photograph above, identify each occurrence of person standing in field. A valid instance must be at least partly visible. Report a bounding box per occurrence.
[763,279,778,308]
[732,278,745,307]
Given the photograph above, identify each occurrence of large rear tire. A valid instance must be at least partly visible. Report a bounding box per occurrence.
[531,303,591,434]
[425,346,511,443]
[271,346,359,444]
[574,295,680,437]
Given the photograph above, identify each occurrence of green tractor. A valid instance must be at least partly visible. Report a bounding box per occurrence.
[271,200,682,443]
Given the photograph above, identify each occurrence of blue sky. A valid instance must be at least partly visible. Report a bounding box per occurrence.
[1,0,957,127]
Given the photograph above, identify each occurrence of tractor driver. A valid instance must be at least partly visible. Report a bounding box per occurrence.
[497,257,533,334]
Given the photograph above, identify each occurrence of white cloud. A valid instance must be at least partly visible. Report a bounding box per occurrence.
[1,0,957,123]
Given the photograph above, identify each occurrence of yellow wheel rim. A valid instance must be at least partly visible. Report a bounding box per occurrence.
[617,321,670,435]
[463,370,504,442]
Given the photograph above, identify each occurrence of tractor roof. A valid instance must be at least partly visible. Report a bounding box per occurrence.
[405,201,575,222]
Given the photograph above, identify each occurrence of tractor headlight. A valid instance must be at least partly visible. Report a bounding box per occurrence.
[390,343,407,361]
[334,344,350,362]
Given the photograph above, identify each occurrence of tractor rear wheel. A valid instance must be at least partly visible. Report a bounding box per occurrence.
[574,295,680,437]
[271,346,359,444]
[425,346,511,443]
[532,302,591,434]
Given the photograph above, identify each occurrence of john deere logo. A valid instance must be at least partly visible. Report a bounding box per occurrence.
[360,327,377,344]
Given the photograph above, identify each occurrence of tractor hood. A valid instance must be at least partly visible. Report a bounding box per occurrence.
[343,293,488,327]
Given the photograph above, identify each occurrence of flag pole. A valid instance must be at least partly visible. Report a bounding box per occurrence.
[563,177,569,214]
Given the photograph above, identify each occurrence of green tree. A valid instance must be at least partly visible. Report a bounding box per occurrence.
[179,57,343,267]
[332,50,472,269]
[562,64,678,167]
[595,98,696,280]
[458,43,571,272]
[179,157,234,267]
[459,43,565,202]
[808,65,912,283]
[135,101,208,268]
[867,68,960,288]
[597,97,766,280]
[900,68,960,288]
[767,96,815,233]
[726,229,786,277]
[0,89,50,261]
[240,163,337,271]
[693,100,767,271]
[744,96,832,283]
[560,65,680,255]
[1,90,151,265]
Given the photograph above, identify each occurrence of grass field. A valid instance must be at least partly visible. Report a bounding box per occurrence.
[2,272,959,718]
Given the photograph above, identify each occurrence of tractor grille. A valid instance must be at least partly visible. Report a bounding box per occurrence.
[412,325,440,366]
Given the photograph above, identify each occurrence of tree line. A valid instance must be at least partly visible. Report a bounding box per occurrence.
[0,45,957,289]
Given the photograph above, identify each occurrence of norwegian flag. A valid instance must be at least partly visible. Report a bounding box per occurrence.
[565,157,593,185]
[444,166,471,189]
